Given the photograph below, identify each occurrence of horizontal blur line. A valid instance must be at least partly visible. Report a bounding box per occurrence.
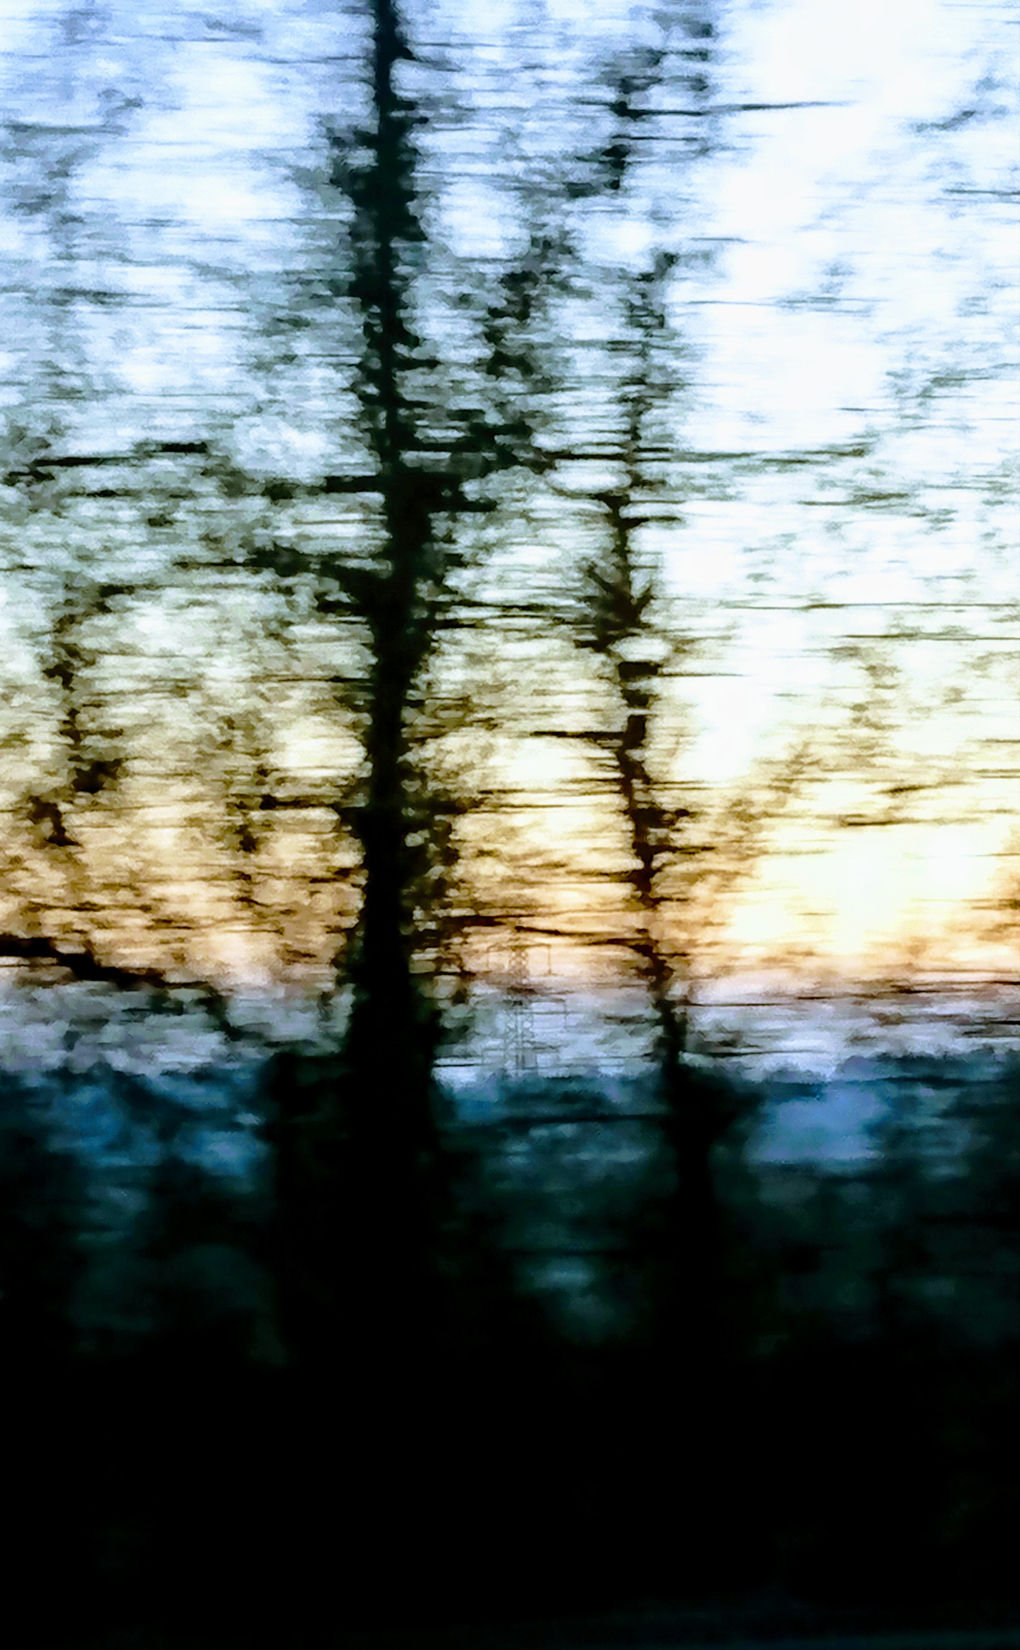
[502,1246,634,1256]
[449,1113,667,1132]
[722,601,1015,610]
[686,989,1020,1003]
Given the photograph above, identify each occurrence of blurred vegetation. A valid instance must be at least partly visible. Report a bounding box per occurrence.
[1,1032,1018,1638]
[0,0,1016,1639]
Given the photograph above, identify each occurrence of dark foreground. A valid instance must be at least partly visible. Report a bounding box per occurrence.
[2,1053,1017,1646]
[40,1621,1020,1648]
[8,1339,1019,1649]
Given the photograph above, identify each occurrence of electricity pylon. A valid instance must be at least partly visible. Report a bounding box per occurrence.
[501,932,537,1077]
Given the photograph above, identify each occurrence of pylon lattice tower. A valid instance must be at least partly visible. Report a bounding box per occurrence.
[501,933,537,1077]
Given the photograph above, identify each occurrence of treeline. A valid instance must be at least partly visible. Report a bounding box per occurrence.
[1,1033,1017,1638]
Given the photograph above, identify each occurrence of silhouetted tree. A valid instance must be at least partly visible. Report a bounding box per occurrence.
[265,0,552,1368]
[560,58,796,1385]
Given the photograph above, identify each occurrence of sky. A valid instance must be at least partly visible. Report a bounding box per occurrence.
[662,0,1017,976]
[0,0,1016,1006]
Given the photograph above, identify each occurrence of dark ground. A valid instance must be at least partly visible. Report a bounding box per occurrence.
[37,1618,1020,1649]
